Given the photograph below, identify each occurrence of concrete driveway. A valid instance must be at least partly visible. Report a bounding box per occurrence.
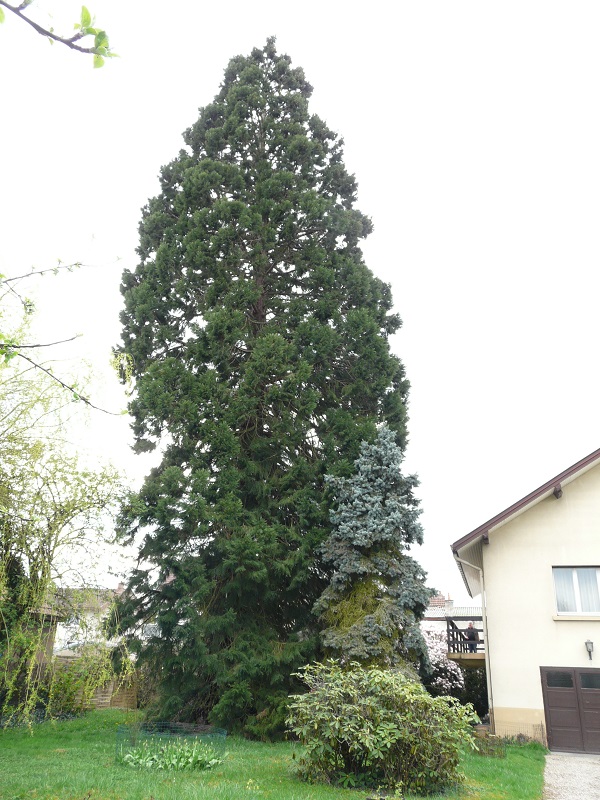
[544,752,600,799]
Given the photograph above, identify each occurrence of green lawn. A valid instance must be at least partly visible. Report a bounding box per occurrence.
[0,710,546,800]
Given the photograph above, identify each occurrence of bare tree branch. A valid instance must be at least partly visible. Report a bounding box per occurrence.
[15,352,122,416]
[1,263,83,286]
[12,336,81,349]
[0,265,125,416]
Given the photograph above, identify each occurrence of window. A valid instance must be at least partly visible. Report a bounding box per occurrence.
[546,670,574,688]
[553,567,600,614]
[580,673,600,690]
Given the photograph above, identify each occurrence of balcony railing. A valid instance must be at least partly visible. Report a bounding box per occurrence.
[447,617,485,657]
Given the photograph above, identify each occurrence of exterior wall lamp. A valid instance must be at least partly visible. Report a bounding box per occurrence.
[585,640,594,661]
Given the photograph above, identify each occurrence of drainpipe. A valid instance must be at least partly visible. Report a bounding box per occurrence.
[453,555,495,733]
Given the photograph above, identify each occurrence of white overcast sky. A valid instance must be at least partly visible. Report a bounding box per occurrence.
[2,1,600,602]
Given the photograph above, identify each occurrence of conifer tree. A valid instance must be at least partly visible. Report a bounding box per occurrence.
[117,39,412,734]
[314,426,432,667]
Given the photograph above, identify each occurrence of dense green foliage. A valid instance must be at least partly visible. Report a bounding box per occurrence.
[286,661,478,795]
[315,426,432,667]
[460,665,489,718]
[117,39,410,733]
[0,709,546,800]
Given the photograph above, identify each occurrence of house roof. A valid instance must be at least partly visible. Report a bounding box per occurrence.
[450,446,600,596]
[424,606,482,619]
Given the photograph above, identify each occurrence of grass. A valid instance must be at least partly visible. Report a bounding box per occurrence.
[0,709,546,800]
[416,744,546,800]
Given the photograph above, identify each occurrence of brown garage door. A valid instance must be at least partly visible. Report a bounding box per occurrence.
[541,667,600,753]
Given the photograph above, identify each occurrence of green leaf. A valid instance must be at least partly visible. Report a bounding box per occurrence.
[94,30,108,49]
[93,54,104,68]
[80,6,92,28]
[0,8,5,23]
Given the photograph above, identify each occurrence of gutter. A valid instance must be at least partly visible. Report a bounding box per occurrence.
[453,554,495,733]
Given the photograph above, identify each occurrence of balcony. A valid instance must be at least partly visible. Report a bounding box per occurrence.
[447,617,485,668]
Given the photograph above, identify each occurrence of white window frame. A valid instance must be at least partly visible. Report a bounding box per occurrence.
[553,566,600,615]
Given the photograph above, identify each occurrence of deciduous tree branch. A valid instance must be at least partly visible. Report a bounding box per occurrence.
[15,352,122,416]
[12,335,81,349]
[0,1,91,52]
[0,2,114,66]
[1,263,83,286]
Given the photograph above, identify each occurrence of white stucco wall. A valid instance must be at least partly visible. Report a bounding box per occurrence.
[483,461,600,730]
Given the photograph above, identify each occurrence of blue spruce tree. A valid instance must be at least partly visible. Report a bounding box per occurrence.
[315,426,433,667]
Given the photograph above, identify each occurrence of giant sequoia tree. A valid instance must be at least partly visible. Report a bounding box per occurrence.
[118,39,411,734]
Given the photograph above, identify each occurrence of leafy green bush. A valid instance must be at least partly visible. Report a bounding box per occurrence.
[286,660,478,795]
[120,739,223,771]
[45,645,122,716]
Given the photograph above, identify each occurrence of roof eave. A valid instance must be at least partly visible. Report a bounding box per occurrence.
[451,446,600,554]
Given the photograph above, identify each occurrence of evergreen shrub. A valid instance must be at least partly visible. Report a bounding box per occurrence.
[243,692,290,741]
[286,660,478,795]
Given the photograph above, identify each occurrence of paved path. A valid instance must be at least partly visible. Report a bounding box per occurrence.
[544,752,600,799]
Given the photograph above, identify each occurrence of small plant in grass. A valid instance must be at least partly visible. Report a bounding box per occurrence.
[287,660,478,795]
[120,738,223,770]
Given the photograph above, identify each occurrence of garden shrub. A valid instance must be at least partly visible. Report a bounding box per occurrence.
[45,645,130,716]
[286,660,478,795]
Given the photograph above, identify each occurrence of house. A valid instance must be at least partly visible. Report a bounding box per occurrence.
[450,447,600,753]
[53,585,124,653]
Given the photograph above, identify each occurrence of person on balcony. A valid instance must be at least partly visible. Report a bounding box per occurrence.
[465,621,479,653]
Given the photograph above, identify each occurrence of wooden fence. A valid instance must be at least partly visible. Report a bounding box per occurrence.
[53,654,138,710]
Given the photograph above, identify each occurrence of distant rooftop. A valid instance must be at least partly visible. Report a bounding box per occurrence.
[424,605,482,619]
[429,592,450,608]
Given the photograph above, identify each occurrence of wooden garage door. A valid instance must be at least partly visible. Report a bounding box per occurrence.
[541,667,600,753]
